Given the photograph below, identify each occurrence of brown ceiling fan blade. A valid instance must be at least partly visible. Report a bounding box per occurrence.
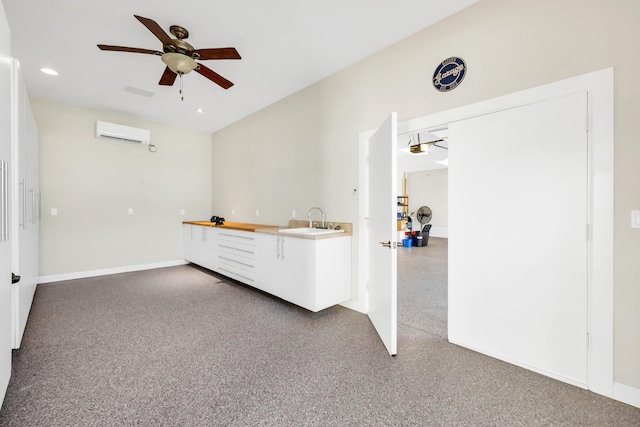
[97,44,162,55]
[134,15,175,47]
[159,67,177,86]
[195,64,234,89]
[193,48,241,60]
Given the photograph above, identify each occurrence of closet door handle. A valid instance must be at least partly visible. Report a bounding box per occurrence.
[20,179,26,229]
[0,160,6,242]
[2,160,8,241]
[30,187,35,224]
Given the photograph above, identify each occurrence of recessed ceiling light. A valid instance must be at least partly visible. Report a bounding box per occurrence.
[195,108,205,113]
[40,68,58,76]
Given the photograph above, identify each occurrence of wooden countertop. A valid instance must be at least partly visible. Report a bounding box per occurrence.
[182,221,280,232]
[183,220,353,240]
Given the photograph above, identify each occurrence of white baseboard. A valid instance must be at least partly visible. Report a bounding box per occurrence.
[340,299,366,314]
[429,225,448,238]
[38,260,189,284]
[614,382,640,408]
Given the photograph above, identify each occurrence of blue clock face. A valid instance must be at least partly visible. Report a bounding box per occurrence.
[433,57,466,92]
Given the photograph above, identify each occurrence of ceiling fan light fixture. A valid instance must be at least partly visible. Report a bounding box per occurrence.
[161,52,197,74]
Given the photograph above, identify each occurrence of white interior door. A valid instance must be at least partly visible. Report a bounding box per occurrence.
[368,113,398,356]
[448,92,589,387]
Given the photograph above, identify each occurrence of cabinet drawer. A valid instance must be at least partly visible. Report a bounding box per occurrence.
[217,242,256,260]
[218,256,256,285]
[218,230,256,245]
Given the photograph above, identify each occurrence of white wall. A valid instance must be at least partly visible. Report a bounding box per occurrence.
[407,169,448,237]
[210,0,640,390]
[33,99,212,278]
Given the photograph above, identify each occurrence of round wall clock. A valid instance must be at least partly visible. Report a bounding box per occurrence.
[433,57,466,92]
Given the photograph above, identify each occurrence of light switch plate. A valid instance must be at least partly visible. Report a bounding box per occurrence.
[51,208,57,216]
[128,208,133,215]
[632,210,640,228]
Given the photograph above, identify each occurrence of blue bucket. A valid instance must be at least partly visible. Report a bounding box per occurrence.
[402,238,412,247]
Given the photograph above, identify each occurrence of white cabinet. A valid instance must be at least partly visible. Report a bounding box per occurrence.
[0,2,12,405]
[183,224,217,271]
[184,224,351,312]
[216,229,257,286]
[11,58,39,349]
[255,233,351,312]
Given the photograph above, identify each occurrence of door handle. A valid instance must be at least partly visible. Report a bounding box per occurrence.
[379,241,391,248]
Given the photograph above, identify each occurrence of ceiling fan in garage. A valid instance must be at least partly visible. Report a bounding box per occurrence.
[97,15,241,99]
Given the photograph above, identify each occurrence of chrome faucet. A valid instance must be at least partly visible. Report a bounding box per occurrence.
[307,207,325,228]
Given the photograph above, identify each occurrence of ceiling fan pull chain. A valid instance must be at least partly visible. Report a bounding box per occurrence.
[179,72,184,101]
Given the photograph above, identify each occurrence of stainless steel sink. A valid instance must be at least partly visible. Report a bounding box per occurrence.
[278,227,345,236]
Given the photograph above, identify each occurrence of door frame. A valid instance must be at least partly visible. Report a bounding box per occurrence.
[357,68,613,399]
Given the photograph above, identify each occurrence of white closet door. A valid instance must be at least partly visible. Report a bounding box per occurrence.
[448,92,589,387]
[0,3,12,404]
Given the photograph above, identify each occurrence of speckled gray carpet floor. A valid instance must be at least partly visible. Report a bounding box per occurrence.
[0,263,638,426]
[397,237,447,338]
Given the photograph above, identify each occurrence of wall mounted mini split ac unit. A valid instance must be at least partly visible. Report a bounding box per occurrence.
[95,121,150,145]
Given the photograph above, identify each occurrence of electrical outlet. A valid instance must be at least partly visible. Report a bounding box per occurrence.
[128,208,133,215]
[292,209,296,218]
[256,209,260,216]
[231,208,235,215]
[51,208,57,216]
[632,210,640,228]
[180,209,185,215]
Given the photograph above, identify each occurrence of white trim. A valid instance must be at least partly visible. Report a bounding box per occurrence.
[613,382,640,409]
[38,260,188,284]
[358,68,614,399]
[357,134,372,313]
[340,299,367,314]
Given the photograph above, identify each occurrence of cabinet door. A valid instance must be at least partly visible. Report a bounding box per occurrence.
[183,224,199,263]
[200,227,218,271]
[183,225,218,271]
[280,237,315,310]
[0,3,12,403]
[254,233,282,295]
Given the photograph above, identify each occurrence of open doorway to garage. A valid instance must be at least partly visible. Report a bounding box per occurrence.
[359,68,613,397]
[396,129,449,338]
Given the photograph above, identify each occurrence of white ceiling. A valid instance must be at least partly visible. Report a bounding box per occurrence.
[2,0,478,133]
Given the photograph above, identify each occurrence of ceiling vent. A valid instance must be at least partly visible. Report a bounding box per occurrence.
[95,121,150,145]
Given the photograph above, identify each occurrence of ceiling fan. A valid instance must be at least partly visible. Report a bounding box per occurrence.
[97,15,241,92]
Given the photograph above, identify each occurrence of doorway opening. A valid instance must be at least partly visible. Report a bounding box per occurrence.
[357,68,613,399]
[396,128,450,339]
